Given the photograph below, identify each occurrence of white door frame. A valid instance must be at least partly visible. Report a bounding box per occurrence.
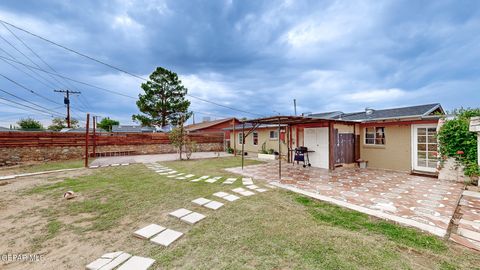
[411,124,437,173]
[304,127,329,169]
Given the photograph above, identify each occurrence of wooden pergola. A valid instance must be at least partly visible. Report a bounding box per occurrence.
[238,115,357,180]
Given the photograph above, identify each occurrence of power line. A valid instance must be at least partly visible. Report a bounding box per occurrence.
[0,47,57,89]
[0,91,63,117]
[0,19,265,117]
[0,55,137,99]
[0,72,62,105]
[0,32,67,90]
[0,46,59,89]
[1,22,86,96]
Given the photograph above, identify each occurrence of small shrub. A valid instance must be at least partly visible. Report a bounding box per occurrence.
[185,139,198,160]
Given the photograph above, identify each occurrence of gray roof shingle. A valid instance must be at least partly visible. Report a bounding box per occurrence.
[111,125,156,133]
[308,103,443,122]
[339,103,443,121]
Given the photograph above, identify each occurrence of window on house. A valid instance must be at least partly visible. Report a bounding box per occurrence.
[253,132,258,145]
[269,130,278,140]
[365,127,385,145]
[238,133,244,144]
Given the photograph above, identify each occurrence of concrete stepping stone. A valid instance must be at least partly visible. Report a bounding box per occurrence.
[133,224,166,239]
[458,227,480,242]
[246,185,259,190]
[117,256,155,270]
[242,178,254,185]
[177,174,195,180]
[232,187,247,193]
[101,251,124,259]
[239,191,255,196]
[159,171,177,175]
[168,173,185,178]
[223,194,240,201]
[86,258,112,270]
[205,176,222,183]
[150,229,184,247]
[181,212,206,224]
[255,188,268,193]
[192,197,211,206]
[169,208,192,218]
[120,163,130,166]
[111,163,120,167]
[232,188,255,196]
[191,176,209,182]
[213,192,230,198]
[464,190,480,199]
[88,252,132,270]
[89,165,99,169]
[222,178,237,184]
[203,201,224,210]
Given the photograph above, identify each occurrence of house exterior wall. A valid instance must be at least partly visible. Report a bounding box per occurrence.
[188,120,240,133]
[359,124,412,172]
[335,123,354,134]
[231,128,288,156]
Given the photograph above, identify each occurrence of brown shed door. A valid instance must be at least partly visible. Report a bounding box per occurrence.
[334,129,355,164]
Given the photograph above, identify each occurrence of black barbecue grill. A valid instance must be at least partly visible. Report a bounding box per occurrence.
[294,147,313,167]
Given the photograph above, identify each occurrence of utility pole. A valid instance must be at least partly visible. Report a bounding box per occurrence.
[54,89,81,128]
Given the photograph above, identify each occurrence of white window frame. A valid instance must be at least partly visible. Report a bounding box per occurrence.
[253,132,258,145]
[238,132,244,144]
[269,130,278,140]
[365,127,385,145]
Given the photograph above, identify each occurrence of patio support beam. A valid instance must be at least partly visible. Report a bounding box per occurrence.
[241,122,245,169]
[233,119,236,157]
[328,121,335,170]
[278,116,282,180]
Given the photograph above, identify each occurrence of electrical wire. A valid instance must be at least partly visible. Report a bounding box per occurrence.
[0,19,265,117]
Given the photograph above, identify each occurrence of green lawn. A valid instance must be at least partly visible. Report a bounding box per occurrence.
[0,159,84,176]
[12,157,480,269]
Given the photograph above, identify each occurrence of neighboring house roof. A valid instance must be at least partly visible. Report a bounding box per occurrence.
[0,126,13,131]
[60,127,108,133]
[337,103,444,121]
[111,125,156,133]
[223,123,287,131]
[185,118,238,131]
[308,111,344,119]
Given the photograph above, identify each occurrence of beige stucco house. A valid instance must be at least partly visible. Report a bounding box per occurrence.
[235,103,445,175]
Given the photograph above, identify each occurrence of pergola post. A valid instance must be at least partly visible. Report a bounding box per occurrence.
[278,116,281,180]
[241,122,245,169]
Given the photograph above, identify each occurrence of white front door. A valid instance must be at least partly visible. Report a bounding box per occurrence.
[412,125,438,173]
[304,127,329,169]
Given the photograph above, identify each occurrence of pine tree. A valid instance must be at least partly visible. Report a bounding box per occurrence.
[132,67,191,128]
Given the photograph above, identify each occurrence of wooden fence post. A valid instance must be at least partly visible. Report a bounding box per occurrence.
[85,113,90,168]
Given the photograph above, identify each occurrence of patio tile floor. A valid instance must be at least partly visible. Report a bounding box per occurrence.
[226,162,465,237]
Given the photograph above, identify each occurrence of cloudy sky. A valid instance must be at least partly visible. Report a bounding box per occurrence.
[0,0,479,127]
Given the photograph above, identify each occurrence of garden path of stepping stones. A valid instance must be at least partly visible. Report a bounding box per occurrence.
[88,163,273,269]
[86,251,155,270]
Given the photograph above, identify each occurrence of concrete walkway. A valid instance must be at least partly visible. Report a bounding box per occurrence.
[90,152,233,166]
